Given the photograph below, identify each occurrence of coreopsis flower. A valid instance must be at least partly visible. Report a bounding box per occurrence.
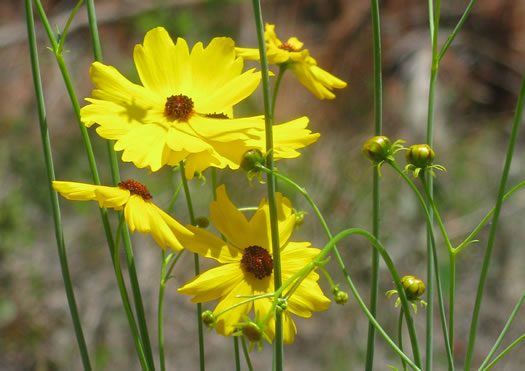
[178,185,330,344]
[52,180,192,250]
[80,27,319,178]
[235,23,347,100]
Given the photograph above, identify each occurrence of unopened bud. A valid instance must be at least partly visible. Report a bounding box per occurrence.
[362,136,392,163]
[201,310,215,328]
[241,321,264,343]
[241,149,264,173]
[406,144,435,169]
[401,275,425,300]
[195,216,209,228]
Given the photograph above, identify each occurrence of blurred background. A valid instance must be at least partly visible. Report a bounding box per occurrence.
[2,0,525,369]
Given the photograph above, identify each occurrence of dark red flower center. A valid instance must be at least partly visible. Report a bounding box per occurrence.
[205,112,229,119]
[241,245,273,280]
[118,179,152,201]
[164,94,194,121]
[279,42,297,52]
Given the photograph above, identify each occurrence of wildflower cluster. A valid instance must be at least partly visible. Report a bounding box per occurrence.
[54,25,346,347]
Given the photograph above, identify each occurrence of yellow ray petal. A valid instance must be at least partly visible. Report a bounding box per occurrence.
[210,185,252,249]
[180,225,242,263]
[213,279,254,336]
[178,262,243,303]
[134,27,191,96]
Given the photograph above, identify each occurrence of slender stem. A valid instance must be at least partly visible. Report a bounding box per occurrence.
[249,1,283,368]
[438,0,476,62]
[389,162,455,370]
[57,0,84,53]
[241,336,254,371]
[482,335,525,370]
[420,177,454,252]
[210,168,240,369]
[271,65,286,118]
[398,309,408,371]
[33,2,155,368]
[180,162,205,371]
[455,181,525,254]
[158,251,170,371]
[114,216,149,371]
[85,0,121,187]
[233,337,241,371]
[366,0,383,368]
[319,229,421,370]
[85,3,156,367]
[479,291,525,370]
[425,0,441,366]
[120,227,157,371]
[448,250,456,360]
[85,0,102,61]
[257,164,421,367]
[464,72,525,370]
[25,2,92,369]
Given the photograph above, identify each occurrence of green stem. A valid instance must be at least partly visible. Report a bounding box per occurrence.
[366,0,383,368]
[398,309,408,371]
[389,162,454,370]
[319,229,421,370]
[426,0,441,365]
[482,335,525,370]
[158,251,170,371]
[437,0,476,62]
[455,181,525,254]
[464,72,525,370]
[114,216,149,371]
[210,168,240,370]
[249,1,283,368]
[33,2,155,368]
[25,2,92,369]
[271,65,286,118]
[180,162,205,371]
[256,164,421,367]
[479,291,525,370]
[241,336,254,371]
[120,227,157,371]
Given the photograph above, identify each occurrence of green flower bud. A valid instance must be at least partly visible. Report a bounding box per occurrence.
[401,275,425,300]
[294,210,306,228]
[275,298,288,314]
[201,310,215,328]
[195,216,209,228]
[362,136,392,163]
[406,144,435,169]
[334,290,348,305]
[241,321,264,343]
[241,149,264,173]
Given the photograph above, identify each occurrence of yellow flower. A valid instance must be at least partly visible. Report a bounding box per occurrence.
[52,180,192,251]
[80,27,319,178]
[236,24,347,100]
[178,185,330,344]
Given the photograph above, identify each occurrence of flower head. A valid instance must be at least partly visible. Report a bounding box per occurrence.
[178,185,330,344]
[236,24,347,100]
[52,180,192,250]
[81,27,318,178]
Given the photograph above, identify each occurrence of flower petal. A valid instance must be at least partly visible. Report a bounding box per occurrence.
[142,201,192,250]
[52,181,130,209]
[210,185,251,249]
[214,279,254,336]
[134,27,191,96]
[178,262,243,303]
[88,61,160,108]
[114,124,174,171]
[179,225,242,263]
[197,68,261,113]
